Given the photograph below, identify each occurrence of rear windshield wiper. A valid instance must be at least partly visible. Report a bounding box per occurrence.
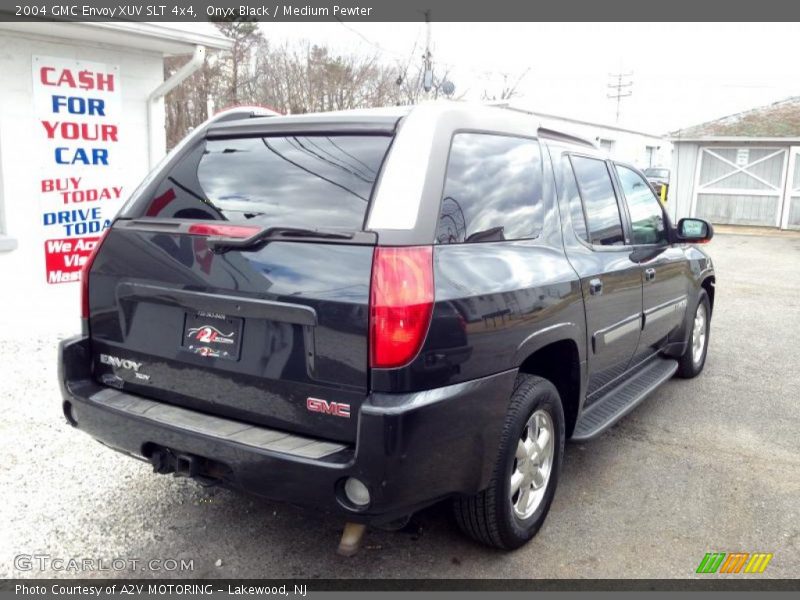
[207,226,354,253]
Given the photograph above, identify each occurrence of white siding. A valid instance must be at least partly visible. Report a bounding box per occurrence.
[0,32,163,336]
[539,116,671,168]
[666,142,699,222]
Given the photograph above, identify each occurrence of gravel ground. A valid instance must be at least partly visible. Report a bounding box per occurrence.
[2,232,799,580]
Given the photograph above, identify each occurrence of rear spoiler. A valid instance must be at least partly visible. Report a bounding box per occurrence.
[207,114,401,139]
[209,105,281,123]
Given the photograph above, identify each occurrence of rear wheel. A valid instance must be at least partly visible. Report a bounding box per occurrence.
[676,290,711,378]
[453,374,564,550]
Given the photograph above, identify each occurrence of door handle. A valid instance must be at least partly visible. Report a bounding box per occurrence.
[645,268,656,282]
[589,278,603,295]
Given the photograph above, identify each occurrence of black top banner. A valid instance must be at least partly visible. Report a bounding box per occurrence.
[3,0,800,22]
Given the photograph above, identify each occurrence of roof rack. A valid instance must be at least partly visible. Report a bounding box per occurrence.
[537,127,597,149]
[486,101,597,149]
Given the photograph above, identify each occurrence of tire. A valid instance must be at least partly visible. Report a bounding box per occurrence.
[453,374,565,550]
[676,290,711,379]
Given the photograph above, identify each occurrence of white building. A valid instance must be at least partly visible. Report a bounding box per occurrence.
[669,97,800,230]
[492,102,671,168]
[0,22,231,335]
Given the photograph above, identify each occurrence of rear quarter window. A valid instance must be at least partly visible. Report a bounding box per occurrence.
[570,155,625,246]
[132,135,392,229]
[436,133,544,244]
[559,155,589,243]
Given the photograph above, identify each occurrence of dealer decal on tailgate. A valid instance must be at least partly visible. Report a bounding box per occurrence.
[182,312,243,361]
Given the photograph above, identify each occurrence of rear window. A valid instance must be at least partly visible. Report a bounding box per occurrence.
[134,135,392,229]
[436,133,543,244]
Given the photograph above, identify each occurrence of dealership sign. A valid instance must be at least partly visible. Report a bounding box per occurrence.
[32,56,123,283]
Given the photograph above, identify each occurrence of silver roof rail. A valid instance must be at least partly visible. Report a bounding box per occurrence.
[485,101,597,149]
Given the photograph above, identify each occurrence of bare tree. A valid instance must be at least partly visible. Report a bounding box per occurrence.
[253,41,399,114]
[214,19,263,105]
[481,68,531,101]
[164,27,469,150]
[164,19,262,149]
[163,53,222,149]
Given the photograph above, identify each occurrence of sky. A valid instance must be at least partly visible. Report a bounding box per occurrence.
[253,21,800,134]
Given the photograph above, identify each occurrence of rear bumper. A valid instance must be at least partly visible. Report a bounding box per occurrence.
[59,336,517,523]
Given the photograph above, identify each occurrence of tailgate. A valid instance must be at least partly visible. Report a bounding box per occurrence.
[87,132,393,443]
[89,226,373,443]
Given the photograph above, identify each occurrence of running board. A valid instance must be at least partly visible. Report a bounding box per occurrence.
[572,357,678,441]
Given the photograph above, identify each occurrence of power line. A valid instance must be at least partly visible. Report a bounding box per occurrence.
[260,138,367,202]
[334,19,518,84]
[334,19,408,59]
[335,19,424,91]
[607,71,633,123]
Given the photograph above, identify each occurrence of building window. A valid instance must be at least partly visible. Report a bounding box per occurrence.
[645,146,658,167]
[598,138,615,154]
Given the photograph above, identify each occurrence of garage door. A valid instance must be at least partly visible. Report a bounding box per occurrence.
[694,147,786,226]
[781,147,800,230]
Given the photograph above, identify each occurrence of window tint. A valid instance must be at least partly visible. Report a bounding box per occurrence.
[560,156,588,242]
[570,156,625,246]
[437,133,543,244]
[139,135,392,229]
[616,165,668,245]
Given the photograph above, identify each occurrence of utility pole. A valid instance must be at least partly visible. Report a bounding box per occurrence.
[422,10,433,94]
[607,71,633,123]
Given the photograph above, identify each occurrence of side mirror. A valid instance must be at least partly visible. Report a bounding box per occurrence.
[676,218,713,243]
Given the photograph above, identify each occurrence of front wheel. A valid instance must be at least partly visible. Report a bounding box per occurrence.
[676,290,711,378]
[453,374,564,550]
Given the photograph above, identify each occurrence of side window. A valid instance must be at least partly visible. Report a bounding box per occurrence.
[437,133,543,244]
[560,156,589,242]
[570,156,625,246]
[615,165,668,245]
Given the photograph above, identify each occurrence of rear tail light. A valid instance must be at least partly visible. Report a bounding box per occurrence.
[80,230,109,320]
[369,246,434,369]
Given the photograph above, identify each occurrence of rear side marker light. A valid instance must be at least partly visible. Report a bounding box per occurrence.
[369,246,434,369]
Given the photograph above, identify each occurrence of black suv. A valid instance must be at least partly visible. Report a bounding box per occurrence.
[59,103,715,550]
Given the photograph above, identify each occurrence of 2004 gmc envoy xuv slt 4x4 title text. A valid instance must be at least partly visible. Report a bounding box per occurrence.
[59,102,715,550]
